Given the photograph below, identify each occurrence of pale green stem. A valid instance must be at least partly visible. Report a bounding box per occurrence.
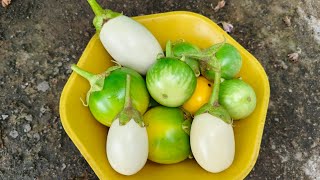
[124,74,131,108]
[208,59,221,106]
[71,64,94,83]
[87,0,104,16]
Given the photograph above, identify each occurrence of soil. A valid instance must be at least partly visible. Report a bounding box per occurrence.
[0,0,319,179]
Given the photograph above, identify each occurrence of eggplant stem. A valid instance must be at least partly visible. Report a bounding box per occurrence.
[87,0,104,16]
[203,37,226,54]
[181,53,210,61]
[165,40,173,57]
[71,64,121,106]
[118,74,145,127]
[71,64,104,106]
[208,57,221,106]
[71,64,94,81]
[88,0,121,31]
[124,74,132,109]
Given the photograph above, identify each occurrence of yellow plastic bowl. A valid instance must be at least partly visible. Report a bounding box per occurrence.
[60,11,270,180]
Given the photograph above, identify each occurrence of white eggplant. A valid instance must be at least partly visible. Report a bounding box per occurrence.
[190,113,234,173]
[88,0,163,75]
[189,54,235,173]
[107,118,148,175]
[100,16,163,75]
[105,74,148,175]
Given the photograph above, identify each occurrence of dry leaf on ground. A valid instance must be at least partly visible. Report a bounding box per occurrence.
[214,0,226,12]
[1,0,11,8]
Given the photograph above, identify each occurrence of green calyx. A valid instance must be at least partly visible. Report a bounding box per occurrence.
[71,64,121,106]
[165,40,201,77]
[184,58,200,77]
[87,0,121,31]
[194,56,232,124]
[165,40,173,57]
[195,103,232,124]
[182,119,192,135]
[181,109,193,135]
[165,39,226,77]
[172,41,201,77]
[117,75,145,127]
[174,40,226,61]
[182,108,193,159]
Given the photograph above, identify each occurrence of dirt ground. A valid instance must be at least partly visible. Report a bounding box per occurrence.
[0,0,319,179]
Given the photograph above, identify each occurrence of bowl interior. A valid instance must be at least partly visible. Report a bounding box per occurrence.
[60,11,270,180]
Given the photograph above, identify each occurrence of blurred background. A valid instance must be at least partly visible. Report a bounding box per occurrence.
[0,0,319,179]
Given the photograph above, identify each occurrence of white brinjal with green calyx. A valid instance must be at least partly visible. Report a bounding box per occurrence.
[106,75,148,176]
[87,0,163,75]
[190,56,235,173]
